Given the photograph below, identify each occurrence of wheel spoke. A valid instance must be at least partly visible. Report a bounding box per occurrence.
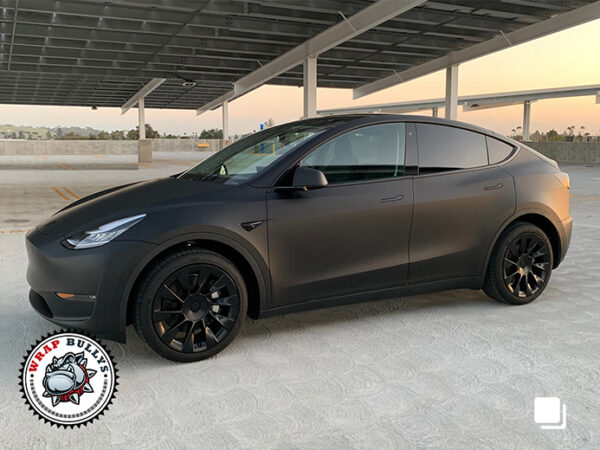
[531,272,544,286]
[525,278,534,296]
[159,317,187,345]
[182,322,196,353]
[177,270,191,293]
[211,294,237,307]
[210,312,235,330]
[209,274,230,294]
[161,284,184,303]
[520,236,528,253]
[532,261,549,270]
[504,257,518,266]
[153,310,182,322]
[203,321,219,348]
[193,267,211,294]
[504,269,519,280]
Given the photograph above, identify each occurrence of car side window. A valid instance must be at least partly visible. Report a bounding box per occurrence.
[302,123,406,184]
[417,123,487,174]
[486,136,515,164]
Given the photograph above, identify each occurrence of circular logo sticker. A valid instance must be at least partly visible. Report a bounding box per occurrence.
[19,331,118,427]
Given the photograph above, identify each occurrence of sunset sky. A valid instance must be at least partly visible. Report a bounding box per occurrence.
[0,18,598,138]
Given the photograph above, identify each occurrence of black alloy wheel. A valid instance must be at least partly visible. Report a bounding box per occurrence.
[502,233,551,298]
[483,222,553,305]
[134,249,247,362]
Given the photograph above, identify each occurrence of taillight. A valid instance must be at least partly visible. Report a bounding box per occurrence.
[554,172,570,189]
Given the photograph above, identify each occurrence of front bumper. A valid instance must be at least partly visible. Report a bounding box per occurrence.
[26,228,157,342]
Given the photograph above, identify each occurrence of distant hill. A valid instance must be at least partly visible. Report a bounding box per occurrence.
[0,124,104,138]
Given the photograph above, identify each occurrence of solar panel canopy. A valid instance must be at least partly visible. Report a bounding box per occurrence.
[0,0,595,110]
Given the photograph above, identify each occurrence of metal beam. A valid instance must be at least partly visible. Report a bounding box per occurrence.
[6,0,18,71]
[197,0,426,115]
[318,84,600,116]
[120,78,167,114]
[303,56,317,118]
[353,1,600,98]
[445,64,458,120]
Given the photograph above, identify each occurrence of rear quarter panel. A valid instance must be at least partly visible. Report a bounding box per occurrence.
[503,148,570,221]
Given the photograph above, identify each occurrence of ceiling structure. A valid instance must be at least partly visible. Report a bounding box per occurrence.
[0,0,598,111]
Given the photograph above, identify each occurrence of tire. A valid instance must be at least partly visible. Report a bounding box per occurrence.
[133,248,247,362]
[484,222,553,305]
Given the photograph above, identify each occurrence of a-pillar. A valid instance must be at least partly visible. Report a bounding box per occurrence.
[303,56,317,118]
[444,64,459,120]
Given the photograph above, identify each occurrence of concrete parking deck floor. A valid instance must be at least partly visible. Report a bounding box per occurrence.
[1,159,599,449]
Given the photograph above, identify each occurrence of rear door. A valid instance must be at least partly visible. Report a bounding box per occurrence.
[409,123,515,284]
[267,122,413,307]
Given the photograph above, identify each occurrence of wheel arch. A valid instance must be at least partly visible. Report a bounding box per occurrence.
[120,233,269,337]
[484,210,563,280]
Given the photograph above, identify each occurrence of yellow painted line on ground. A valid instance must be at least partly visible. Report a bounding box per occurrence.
[62,186,80,200]
[0,228,33,234]
[91,155,105,158]
[51,186,70,201]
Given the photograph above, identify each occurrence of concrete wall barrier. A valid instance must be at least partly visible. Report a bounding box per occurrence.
[524,141,600,164]
[0,140,138,155]
[0,139,229,155]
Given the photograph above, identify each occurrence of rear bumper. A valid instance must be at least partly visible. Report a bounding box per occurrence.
[26,228,157,342]
[559,215,572,264]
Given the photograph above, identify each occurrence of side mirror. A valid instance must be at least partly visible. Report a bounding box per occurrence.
[292,167,328,190]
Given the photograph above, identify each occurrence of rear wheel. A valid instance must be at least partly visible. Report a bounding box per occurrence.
[484,222,553,305]
[133,248,247,362]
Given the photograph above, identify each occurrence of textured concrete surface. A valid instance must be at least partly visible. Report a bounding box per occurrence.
[0,161,599,449]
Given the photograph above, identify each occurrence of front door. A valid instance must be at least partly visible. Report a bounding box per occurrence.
[266,122,413,307]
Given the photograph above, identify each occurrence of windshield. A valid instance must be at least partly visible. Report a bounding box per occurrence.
[179,117,357,184]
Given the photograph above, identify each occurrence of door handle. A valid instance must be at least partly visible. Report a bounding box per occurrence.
[380,194,404,203]
[484,183,503,191]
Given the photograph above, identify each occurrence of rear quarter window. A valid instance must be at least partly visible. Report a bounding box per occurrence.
[486,136,515,164]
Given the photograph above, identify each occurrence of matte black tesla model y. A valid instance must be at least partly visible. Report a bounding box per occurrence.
[26,115,572,361]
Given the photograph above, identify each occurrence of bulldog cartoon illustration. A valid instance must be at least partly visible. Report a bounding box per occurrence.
[42,352,97,406]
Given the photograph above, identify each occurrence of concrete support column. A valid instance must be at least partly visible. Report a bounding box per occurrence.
[303,56,317,118]
[522,100,531,141]
[138,97,146,140]
[432,106,439,118]
[222,100,229,140]
[444,64,459,120]
[137,97,152,163]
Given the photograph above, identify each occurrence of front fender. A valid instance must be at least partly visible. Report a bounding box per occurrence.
[117,229,270,339]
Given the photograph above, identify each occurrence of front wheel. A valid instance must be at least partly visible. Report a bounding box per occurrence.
[133,248,247,362]
[483,222,553,305]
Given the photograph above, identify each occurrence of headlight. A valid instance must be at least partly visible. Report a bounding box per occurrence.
[62,214,146,249]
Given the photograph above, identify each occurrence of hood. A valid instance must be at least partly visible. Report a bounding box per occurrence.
[37,177,230,237]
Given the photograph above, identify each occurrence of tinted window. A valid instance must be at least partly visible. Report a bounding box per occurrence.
[180,117,356,184]
[302,123,406,184]
[486,136,514,164]
[417,123,487,173]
